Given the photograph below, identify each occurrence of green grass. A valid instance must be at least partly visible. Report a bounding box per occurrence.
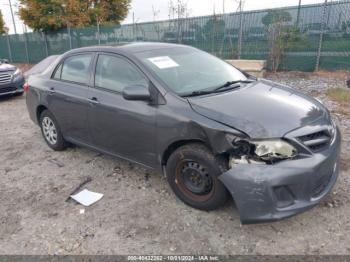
[326,88,350,104]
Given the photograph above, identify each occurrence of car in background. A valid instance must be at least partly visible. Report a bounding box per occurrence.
[162,32,177,43]
[0,59,25,97]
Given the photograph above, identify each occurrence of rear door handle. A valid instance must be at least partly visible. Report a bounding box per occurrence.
[88,97,100,105]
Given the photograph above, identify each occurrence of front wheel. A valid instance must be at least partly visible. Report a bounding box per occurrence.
[39,110,68,151]
[165,143,229,211]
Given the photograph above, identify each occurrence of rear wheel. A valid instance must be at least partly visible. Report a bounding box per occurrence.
[39,110,68,151]
[165,143,229,210]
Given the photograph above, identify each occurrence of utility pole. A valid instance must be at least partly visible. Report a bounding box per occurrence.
[22,24,29,63]
[61,3,72,50]
[8,0,17,34]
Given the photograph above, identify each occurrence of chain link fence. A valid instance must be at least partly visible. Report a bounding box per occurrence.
[1,1,350,72]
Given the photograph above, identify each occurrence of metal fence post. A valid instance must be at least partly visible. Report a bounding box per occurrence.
[97,19,101,45]
[67,24,72,49]
[237,1,243,59]
[315,0,328,71]
[42,32,49,57]
[23,33,29,63]
[6,33,13,62]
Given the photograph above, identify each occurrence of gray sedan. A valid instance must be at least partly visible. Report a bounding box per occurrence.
[25,43,341,224]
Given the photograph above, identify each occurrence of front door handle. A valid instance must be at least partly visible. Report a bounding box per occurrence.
[48,87,55,94]
[88,97,100,105]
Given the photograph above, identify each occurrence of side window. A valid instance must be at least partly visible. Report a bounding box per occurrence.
[95,54,148,93]
[60,54,92,84]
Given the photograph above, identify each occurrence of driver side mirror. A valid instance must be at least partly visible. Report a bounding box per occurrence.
[122,84,151,101]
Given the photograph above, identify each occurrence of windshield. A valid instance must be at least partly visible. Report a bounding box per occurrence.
[135,47,247,96]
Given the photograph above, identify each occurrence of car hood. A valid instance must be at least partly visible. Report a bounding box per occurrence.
[188,80,328,138]
[0,63,16,72]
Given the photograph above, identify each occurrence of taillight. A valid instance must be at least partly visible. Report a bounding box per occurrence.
[23,82,29,92]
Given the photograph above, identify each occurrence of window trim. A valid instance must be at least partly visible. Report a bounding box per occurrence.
[52,62,63,80]
[51,52,94,86]
[93,52,149,95]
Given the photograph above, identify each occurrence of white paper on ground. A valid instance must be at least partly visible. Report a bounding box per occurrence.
[70,189,103,206]
[148,56,179,69]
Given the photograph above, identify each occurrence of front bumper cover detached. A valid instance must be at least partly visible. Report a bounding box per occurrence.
[219,127,341,224]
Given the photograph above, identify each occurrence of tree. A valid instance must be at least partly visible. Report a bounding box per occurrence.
[168,0,191,43]
[19,0,131,32]
[262,10,299,72]
[204,16,225,53]
[152,6,161,41]
[0,10,7,34]
[87,0,131,26]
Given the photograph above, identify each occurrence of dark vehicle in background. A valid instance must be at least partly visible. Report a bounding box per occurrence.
[181,30,197,44]
[26,43,341,224]
[0,59,24,97]
[162,32,177,43]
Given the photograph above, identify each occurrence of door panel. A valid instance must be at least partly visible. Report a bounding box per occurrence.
[88,53,157,167]
[47,53,93,143]
[87,88,156,167]
[47,81,90,142]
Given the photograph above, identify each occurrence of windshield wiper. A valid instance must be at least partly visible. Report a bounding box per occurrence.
[213,79,255,92]
[184,90,214,97]
[183,84,241,97]
[182,79,255,97]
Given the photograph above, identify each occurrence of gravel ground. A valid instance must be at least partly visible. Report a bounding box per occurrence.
[0,72,349,255]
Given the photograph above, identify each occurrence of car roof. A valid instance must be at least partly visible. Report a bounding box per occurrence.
[64,42,191,56]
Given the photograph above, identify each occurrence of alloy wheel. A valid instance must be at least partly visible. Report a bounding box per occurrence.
[42,116,58,145]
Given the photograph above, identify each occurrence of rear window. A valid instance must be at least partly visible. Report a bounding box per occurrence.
[58,54,92,85]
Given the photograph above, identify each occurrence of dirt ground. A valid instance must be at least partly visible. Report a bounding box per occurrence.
[0,72,349,255]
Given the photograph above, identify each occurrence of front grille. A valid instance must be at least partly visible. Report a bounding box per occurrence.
[0,73,12,84]
[297,129,332,152]
[0,86,16,94]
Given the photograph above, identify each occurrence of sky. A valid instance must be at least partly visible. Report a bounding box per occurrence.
[0,0,326,34]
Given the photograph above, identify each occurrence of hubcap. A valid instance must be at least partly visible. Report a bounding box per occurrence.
[42,117,57,145]
[181,161,213,195]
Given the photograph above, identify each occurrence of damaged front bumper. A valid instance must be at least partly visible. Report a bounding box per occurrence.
[219,127,341,224]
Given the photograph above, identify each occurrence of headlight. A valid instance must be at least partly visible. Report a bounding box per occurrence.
[252,139,297,161]
[226,133,298,163]
[12,68,22,81]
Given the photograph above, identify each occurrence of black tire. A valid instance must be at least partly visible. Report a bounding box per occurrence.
[166,143,229,211]
[39,109,68,151]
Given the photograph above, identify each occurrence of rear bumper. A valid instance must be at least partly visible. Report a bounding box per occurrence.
[0,77,25,96]
[219,126,341,224]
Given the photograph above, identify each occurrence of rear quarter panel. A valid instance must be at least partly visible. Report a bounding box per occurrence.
[26,75,49,125]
